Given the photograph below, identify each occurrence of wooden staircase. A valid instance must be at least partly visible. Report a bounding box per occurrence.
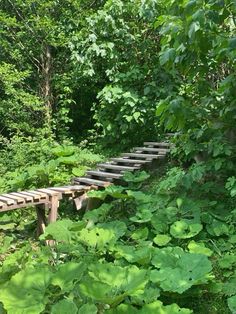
[0,141,171,234]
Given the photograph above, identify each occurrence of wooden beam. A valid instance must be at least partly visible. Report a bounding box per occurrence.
[74,177,112,187]
[110,158,150,164]
[134,147,170,153]
[86,170,123,179]
[121,153,160,159]
[143,142,170,147]
[97,163,140,171]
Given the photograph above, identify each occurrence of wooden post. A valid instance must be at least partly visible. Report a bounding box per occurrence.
[46,196,59,246]
[74,193,88,210]
[86,197,102,211]
[48,195,59,223]
[36,204,47,237]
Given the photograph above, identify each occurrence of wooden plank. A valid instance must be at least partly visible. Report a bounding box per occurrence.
[48,185,88,194]
[121,153,160,159]
[69,185,91,191]
[37,188,61,197]
[11,192,37,202]
[110,158,150,164]
[86,170,123,179]
[74,177,112,187]
[0,200,49,212]
[98,163,140,171]
[0,196,16,205]
[134,147,170,153]
[143,142,170,147]
[0,201,7,210]
[27,190,48,198]
[3,193,25,204]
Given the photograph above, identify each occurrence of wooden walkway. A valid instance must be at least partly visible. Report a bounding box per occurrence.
[0,141,170,234]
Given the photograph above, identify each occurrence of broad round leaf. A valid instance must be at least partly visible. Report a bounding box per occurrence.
[153,234,171,246]
[170,220,203,239]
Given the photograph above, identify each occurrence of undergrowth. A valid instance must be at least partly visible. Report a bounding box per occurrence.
[0,160,235,313]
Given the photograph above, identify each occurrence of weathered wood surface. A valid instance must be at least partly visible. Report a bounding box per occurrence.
[110,158,151,164]
[98,163,140,171]
[86,170,123,179]
[144,142,170,147]
[74,177,112,187]
[133,147,170,153]
[121,153,161,159]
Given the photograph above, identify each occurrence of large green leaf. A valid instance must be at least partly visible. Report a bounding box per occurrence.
[51,299,78,314]
[79,263,148,305]
[114,245,153,265]
[83,203,113,223]
[140,301,193,314]
[79,276,124,305]
[187,241,213,256]
[98,221,127,239]
[106,304,138,314]
[88,263,148,294]
[78,303,97,314]
[170,220,203,239]
[78,221,126,249]
[52,261,86,292]
[151,248,212,293]
[206,219,231,237]
[0,266,52,314]
[78,227,116,249]
[228,295,236,313]
[153,234,171,246]
[40,219,78,243]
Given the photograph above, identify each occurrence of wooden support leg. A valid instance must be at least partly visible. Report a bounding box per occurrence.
[86,197,102,211]
[48,195,59,224]
[36,204,47,237]
[46,196,59,246]
[74,193,88,210]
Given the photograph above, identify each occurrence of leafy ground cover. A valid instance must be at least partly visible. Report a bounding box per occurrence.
[0,163,235,313]
[0,138,104,193]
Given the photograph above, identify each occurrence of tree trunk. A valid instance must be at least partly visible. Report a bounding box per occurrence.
[41,45,53,131]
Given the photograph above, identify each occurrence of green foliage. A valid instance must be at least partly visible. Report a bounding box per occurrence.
[0,139,103,192]
[69,0,170,146]
[0,0,235,313]
[1,164,234,313]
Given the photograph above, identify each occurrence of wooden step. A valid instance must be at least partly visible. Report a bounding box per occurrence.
[37,188,61,197]
[0,201,7,210]
[26,190,48,199]
[10,192,36,202]
[144,142,170,147]
[134,147,170,153]
[3,193,25,204]
[49,185,89,195]
[86,170,123,179]
[69,185,91,191]
[110,158,151,164]
[98,163,140,171]
[0,196,16,205]
[121,153,160,159]
[74,177,112,188]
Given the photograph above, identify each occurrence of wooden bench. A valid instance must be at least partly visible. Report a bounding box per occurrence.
[0,185,91,235]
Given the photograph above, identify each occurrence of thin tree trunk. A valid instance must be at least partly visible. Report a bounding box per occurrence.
[41,45,53,131]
